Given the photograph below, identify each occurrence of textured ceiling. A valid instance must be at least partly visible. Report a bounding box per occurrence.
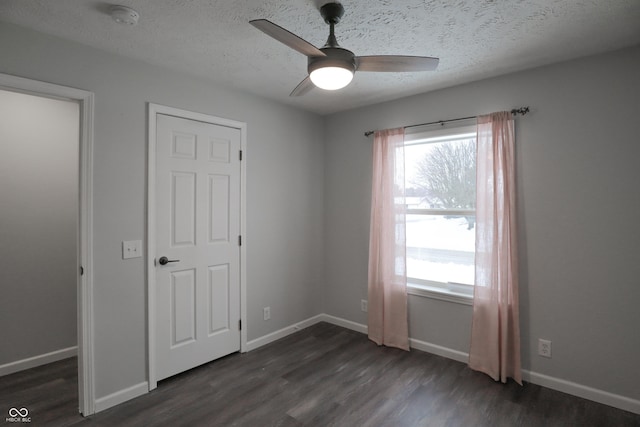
[1,0,639,115]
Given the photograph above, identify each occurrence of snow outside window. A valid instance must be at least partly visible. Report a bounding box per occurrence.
[403,122,477,302]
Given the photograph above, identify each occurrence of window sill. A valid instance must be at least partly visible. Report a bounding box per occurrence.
[407,283,473,306]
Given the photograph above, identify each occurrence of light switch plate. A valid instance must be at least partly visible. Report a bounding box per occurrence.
[122,240,142,259]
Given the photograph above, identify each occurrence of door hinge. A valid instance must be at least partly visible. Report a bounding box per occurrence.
[239,150,243,161]
[239,319,242,330]
[238,235,242,246]
[80,266,84,276]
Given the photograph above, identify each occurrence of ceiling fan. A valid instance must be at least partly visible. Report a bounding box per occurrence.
[249,2,439,96]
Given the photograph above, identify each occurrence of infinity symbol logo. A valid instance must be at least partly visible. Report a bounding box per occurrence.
[8,407,28,417]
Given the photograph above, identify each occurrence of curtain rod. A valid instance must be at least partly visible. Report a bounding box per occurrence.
[363,107,530,137]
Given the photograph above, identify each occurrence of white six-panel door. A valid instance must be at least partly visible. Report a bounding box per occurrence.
[154,113,241,381]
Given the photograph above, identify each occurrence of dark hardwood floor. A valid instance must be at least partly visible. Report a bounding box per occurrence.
[2,322,639,426]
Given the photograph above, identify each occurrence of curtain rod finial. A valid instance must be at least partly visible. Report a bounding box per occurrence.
[511,107,530,116]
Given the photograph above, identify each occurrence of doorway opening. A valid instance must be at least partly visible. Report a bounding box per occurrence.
[0,74,95,415]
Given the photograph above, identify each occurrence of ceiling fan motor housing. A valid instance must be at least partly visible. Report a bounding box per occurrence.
[308,47,356,75]
[320,2,345,25]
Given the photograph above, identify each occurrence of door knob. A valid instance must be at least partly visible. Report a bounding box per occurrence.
[158,256,180,265]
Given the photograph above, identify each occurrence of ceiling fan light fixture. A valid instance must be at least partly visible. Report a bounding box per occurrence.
[310,66,353,90]
[308,48,356,91]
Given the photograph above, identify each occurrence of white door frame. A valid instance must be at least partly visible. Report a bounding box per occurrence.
[146,103,247,390]
[0,73,95,415]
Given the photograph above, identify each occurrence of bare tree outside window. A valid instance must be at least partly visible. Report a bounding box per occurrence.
[410,139,476,229]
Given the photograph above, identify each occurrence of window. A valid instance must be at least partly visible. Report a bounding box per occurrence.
[403,122,476,303]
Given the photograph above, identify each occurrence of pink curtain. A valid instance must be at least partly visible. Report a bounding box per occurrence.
[469,112,522,384]
[368,128,409,351]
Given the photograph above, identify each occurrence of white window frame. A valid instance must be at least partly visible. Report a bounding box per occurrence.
[404,121,477,305]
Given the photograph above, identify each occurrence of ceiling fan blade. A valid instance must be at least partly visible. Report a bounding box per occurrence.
[289,76,315,97]
[250,19,326,57]
[356,56,439,72]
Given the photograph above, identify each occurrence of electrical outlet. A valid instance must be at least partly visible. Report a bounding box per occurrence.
[263,307,271,321]
[361,299,368,312]
[538,339,552,358]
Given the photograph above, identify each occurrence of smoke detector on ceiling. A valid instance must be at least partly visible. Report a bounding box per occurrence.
[110,5,140,26]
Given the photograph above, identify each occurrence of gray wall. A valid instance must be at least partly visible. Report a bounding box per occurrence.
[0,90,78,365]
[0,22,325,399]
[324,46,640,401]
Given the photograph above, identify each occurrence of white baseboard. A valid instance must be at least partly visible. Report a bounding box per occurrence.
[94,381,149,413]
[0,346,78,377]
[408,338,469,364]
[521,370,640,415]
[320,314,368,334]
[245,314,325,351]
[317,315,467,363]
